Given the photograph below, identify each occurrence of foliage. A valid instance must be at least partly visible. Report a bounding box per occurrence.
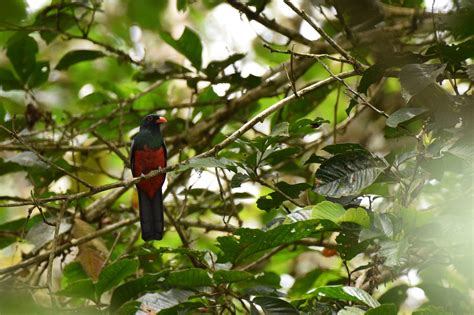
[0,0,472,314]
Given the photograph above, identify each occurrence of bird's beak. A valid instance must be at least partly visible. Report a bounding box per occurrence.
[156,117,167,124]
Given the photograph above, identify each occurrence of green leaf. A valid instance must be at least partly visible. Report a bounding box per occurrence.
[310,286,380,308]
[204,53,245,79]
[134,62,192,82]
[115,301,141,315]
[378,285,408,306]
[213,270,253,284]
[378,239,409,267]
[6,34,38,82]
[386,107,428,128]
[339,207,370,228]
[177,157,236,172]
[257,192,285,211]
[230,173,249,188]
[57,279,96,300]
[35,11,76,44]
[366,304,398,315]
[0,0,26,23]
[270,122,289,137]
[358,64,387,94]
[336,229,370,260]
[127,0,168,30]
[412,305,452,315]
[136,290,194,314]
[275,182,310,198]
[61,262,89,288]
[217,221,317,264]
[264,147,301,164]
[314,151,387,198]
[322,143,367,155]
[28,61,50,88]
[312,201,346,221]
[160,27,203,69]
[399,63,446,99]
[177,0,188,11]
[110,273,167,311]
[95,259,139,298]
[56,50,106,70]
[357,52,425,95]
[257,182,309,211]
[0,237,16,249]
[166,268,213,288]
[252,296,299,315]
[305,154,327,165]
[0,68,22,90]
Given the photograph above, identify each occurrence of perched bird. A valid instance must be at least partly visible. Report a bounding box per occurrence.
[130,114,167,241]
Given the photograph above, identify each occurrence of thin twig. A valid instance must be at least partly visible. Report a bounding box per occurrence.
[283,0,364,70]
[0,217,139,276]
[0,125,93,189]
[312,56,389,118]
[47,199,69,294]
[91,130,130,168]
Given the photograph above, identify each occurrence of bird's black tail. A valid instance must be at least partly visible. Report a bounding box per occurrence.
[138,189,164,241]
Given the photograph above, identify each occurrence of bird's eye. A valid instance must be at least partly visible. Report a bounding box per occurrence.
[146,116,153,122]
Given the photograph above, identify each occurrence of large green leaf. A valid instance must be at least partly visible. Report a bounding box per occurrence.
[95,259,139,298]
[127,0,168,30]
[0,68,22,90]
[56,50,106,70]
[217,221,318,264]
[314,151,387,198]
[166,268,213,288]
[339,207,370,228]
[110,273,167,311]
[213,270,253,284]
[160,27,203,69]
[28,61,50,88]
[252,296,299,314]
[6,34,38,82]
[0,0,26,23]
[312,201,346,222]
[57,279,96,300]
[365,304,398,315]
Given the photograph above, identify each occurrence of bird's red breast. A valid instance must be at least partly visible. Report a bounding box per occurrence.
[133,145,166,198]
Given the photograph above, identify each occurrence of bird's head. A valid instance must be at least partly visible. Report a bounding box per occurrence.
[140,114,167,131]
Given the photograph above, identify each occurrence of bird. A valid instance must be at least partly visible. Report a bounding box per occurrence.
[130,114,167,241]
